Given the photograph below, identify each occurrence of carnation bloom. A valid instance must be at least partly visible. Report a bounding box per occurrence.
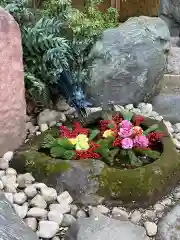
[120,120,132,129]
[132,126,143,136]
[121,138,133,149]
[118,127,132,138]
[133,135,149,148]
[103,129,114,138]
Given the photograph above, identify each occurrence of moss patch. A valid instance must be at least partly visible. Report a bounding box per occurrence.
[12,111,180,207]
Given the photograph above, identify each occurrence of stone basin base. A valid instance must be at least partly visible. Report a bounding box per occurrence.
[12,111,180,208]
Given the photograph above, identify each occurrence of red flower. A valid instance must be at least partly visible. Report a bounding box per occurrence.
[74,141,100,160]
[113,138,122,147]
[147,132,164,145]
[112,115,123,125]
[59,122,88,138]
[134,115,144,126]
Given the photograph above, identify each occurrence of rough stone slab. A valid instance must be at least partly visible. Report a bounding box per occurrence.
[65,214,147,240]
[0,8,26,155]
[0,192,38,240]
[156,205,180,240]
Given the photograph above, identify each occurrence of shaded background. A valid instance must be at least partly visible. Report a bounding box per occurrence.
[72,0,160,22]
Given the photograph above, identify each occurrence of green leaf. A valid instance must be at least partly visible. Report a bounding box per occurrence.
[50,146,66,158]
[143,124,159,136]
[121,149,128,156]
[127,150,143,167]
[40,134,56,148]
[56,138,74,150]
[63,150,75,160]
[133,148,161,160]
[108,123,115,129]
[121,111,133,121]
[89,129,100,140]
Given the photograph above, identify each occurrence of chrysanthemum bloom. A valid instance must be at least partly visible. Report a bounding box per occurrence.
[120,120,132,129]
[118,127,132,138]
[133,135,149,148]
[121,138,133,149]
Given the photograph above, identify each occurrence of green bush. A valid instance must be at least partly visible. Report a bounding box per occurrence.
[0,0,119,106]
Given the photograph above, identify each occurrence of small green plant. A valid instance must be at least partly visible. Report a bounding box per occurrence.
[0,0,119,106]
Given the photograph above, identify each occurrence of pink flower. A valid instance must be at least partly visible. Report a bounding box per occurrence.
[133,135,149,148]
[121,138,133,149]
[118,127,132,138]
[120,120,132,129]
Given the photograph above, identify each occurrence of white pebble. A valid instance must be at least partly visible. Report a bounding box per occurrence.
[130,210,142,224]
[40,123,49,132]
[76,209,87,218]
[172,138,180,149]
[4,192,13,204]
[49,203,71,214]
[24,185,37,198]
[96,205,109,215]
[125,104,134,110]
[13,202,28,219]
[173,123,180,133]
[5,184,17,193]
[144,210,156,220]
[62,214,76,227]
[173,191,180,199]
[2,151,14,162]
[24,217,37,231]
[0,158,9,170]
[161,198,172,206]
[57,191,73,205]
[144,221,157,237]
[30,194,47,209]
[14,192,27,205]
[6,168,17,175]
[70,204,78,216]
[27,207,48,219]
[0,170,5,177]
[48,210,63,225]
[33,182,47,190]
[0,180,4,190]
[40,187,57,203]
[17,173,35,188]
[112,207,129,221]
[37,221,59,238]
[153,203,165,212]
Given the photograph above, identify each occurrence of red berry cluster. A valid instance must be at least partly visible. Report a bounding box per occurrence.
[59,122,88,138]
[147,132,164,145]
[75,142,100,159]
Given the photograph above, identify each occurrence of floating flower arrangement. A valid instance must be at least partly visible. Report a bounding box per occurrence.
[40,111,164,168]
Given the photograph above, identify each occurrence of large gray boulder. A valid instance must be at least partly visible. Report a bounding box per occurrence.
[88,16,170,107]
[64,213,147,240]
[159,0,180,36]
[0,193,38,240]
[152,95,180,123]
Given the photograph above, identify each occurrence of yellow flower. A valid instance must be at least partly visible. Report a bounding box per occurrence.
[76,134,89,150]
[68,134,89,150]
[76,134,89,143]
[75,141,89,150]
[103,129,114,138]
[68,138,77,145]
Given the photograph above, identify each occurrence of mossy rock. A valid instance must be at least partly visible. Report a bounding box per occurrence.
[12,111,180,207]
